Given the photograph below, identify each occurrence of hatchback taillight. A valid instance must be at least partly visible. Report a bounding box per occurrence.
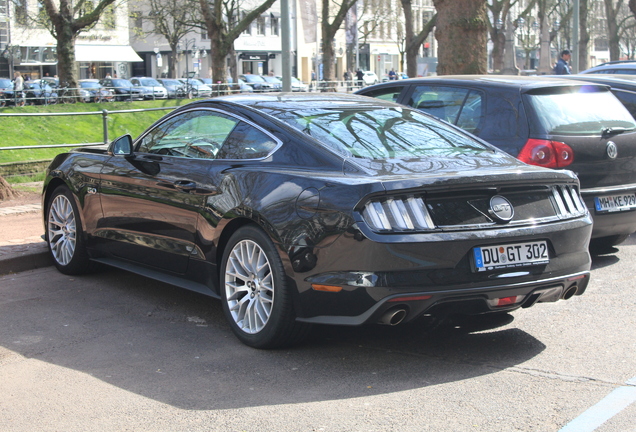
[517,139,574,168]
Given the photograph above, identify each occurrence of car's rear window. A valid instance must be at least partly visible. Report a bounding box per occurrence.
[525,87,636,134]
[271,106,492,159]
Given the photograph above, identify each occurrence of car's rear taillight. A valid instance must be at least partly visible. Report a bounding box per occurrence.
[517,139,574,168]
[362,196,435,232]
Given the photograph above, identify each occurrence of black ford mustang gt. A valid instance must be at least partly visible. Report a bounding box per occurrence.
[42,94,592,348]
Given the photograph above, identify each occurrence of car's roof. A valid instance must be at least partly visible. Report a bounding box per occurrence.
[582,61,636,72]
[360,75,605,92]
[557,73,636,86]
[210,93,401,111]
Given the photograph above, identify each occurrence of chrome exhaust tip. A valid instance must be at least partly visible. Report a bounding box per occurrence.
[379,309,407,326]
[562,285,578,300]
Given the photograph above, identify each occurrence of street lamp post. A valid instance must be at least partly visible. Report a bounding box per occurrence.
[180,38,196,98]
[502,18,519,75]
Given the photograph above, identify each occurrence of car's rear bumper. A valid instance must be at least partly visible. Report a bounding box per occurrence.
[581,185,636,238]
[296,271,590,326]
[289,215,592,325]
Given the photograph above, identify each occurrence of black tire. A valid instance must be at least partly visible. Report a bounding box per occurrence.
[220,225,310,349]
[45,186,91,275]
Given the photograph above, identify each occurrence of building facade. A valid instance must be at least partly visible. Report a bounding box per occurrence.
[0,0,140,80]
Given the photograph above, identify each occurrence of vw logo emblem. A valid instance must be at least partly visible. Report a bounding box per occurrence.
[606,141,618,159]
[489,195,514,223]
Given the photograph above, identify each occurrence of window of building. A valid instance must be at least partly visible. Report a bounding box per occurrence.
[201,28,209,40]
[242,12,251,35]
[257,15,266,35]
[132,11,143,30]
[271,16,279,36]
[102,5,116,29]
[15,0,27,26]
[595,38,609,51]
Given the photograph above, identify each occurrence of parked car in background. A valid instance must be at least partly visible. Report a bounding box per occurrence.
[37,77,91,104]
[239,74,273,92]
[262,75,282,91]
[0,77,14,107]
[201,77,254,94]
[357,76,636,248]
[79,79,115,102]
[274,76,309,92]
[130,77,168,100]
[100,78,144,101]
[179,78,213,98]
[23,80,59,105]
[42,93,591,348]
[581,61,636,75]
[157,78,186,99]
[362,71,379,85]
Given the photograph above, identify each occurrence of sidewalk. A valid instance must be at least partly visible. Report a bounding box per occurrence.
[0,203,51,275]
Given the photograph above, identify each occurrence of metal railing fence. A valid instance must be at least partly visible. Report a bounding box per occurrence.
[0,79,375,153]
[0,107,177,151]
[0,79,372,108]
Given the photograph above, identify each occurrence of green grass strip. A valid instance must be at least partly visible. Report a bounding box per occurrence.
[0,99,191,164]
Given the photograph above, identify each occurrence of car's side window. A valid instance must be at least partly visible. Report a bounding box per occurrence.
[408,86,484,133]
[455,91,484,134]
[137,110,238,159]
[611,90,636,118]
[217,121,278,159]
[361,86,404,103]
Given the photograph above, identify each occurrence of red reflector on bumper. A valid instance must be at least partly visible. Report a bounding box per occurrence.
[388,295,432,303]
[497,296,518,306]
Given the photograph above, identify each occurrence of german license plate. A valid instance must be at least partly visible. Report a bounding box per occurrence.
[473,241,549,272]
[594,193,636,213]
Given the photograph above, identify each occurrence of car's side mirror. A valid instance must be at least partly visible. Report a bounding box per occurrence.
[108,134,134,157]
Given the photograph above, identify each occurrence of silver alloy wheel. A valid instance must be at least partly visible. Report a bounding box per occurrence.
[47,194,77,266]
[224,239,274,334]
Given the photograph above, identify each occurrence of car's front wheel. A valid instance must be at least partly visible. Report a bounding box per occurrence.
[220,225,310,349]
[46,186,91,274]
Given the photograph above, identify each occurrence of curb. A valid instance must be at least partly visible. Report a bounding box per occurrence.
[0,241,52,276]
[0,203,52,276]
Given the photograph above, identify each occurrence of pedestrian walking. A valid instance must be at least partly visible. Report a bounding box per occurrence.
[356,69,364,88]
[12,71,24,107]
[554,50,572,75]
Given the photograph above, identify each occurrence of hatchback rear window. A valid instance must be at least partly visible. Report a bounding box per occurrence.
[525,87,636,135]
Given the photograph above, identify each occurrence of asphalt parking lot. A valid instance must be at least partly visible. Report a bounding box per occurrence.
[0,235,635,432]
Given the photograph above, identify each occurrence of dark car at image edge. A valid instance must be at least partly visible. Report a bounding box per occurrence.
[42,94,592,348]
[357,75,636,248]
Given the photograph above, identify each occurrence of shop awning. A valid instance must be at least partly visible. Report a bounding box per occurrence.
[75,45,143,62]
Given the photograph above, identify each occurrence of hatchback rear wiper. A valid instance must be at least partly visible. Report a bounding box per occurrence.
[602,127,629,138]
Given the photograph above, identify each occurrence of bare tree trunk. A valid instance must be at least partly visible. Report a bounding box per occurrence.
[321,0,335,84]
[320,0,356,86]
[579,0,590,71]
[401,0,415,77]
[491,31,505,72]
[170,44,179,79]
[604,0,623,61]
[56,33,78,89]
[433,0,488,75]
